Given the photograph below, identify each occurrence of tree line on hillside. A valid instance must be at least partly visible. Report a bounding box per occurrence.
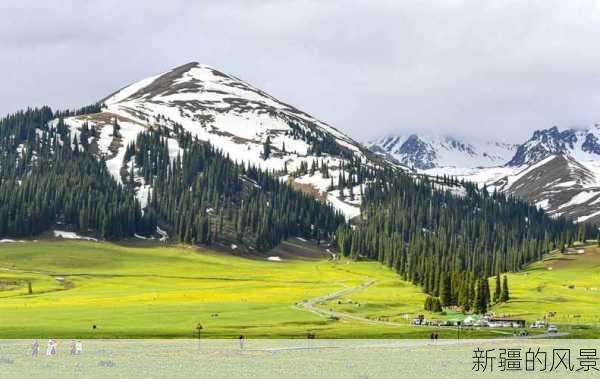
[0,108,345,249]
[286,120,355,160]
[0,108,153,239]
[335,168,592,314]
[424,272,510,314]
[123,126,345,250]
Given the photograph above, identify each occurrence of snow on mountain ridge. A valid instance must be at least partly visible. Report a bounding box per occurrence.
[435,153,600,223]
[369,124,600,224]
[57,62,392,219]
[368,133,516,170]
[508,124,600,166]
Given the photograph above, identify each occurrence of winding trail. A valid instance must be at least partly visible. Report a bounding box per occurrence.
[295,279,408,327]
[294,279,571,338]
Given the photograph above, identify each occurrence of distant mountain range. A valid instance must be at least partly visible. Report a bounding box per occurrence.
[369,125,600,223]
[368,134,516,170]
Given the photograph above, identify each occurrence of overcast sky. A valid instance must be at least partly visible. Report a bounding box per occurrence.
[1,1,600,142]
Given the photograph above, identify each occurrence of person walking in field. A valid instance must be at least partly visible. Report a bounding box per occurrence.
[31,340,39,357]
[239,335,245,350]
[46,339,57,356]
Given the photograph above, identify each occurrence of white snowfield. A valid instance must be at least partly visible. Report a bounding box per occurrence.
[55,62,383,219]
[53,230,98,241]
[369,133,516,170]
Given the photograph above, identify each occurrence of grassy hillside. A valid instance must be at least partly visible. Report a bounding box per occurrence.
[0,239,598,338]
[494,244,600,337]
[322,243,600,337]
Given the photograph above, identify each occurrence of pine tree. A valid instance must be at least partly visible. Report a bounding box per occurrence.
[493,273,501,303]
[112,118,121,138]
[262,136,272,159]
[0,108,343,248]
[473,278,488,314]
[432,297,442,312]
[424,296,442,312]
[500,275,510,302]
[578,224,586,243]
[439,274,451,306]
[482,278,490,310]
[424,296,432,311]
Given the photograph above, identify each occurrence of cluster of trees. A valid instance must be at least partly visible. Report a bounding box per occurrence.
[493,273,510,303]
[0,108,153,239]
[285,120,354,160]
[337,169,584,314]
[75,122,100,147]
[53,102,103,118]
[291,155,386,205]
[124,128,345,250]
[291,159,331,179]
[423,272,511,314]
[424,296,443,312]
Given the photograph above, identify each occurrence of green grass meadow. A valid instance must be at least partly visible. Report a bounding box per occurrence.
[495,244,600,337]
[0,239,598,338]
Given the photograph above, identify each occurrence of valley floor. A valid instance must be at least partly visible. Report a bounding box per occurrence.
[0,239,598,338]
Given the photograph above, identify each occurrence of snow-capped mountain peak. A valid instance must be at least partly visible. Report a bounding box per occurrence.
[368,133,516,170]
[508,124,600,166]
[57,62,391,219]
[102,62,357,149]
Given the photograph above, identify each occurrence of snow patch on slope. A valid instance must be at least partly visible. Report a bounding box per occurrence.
[53,230,97,241]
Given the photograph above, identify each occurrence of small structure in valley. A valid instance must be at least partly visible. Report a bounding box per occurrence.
[487,317,525,328]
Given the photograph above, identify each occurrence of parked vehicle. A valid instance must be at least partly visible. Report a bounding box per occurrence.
[530,320,547,329]
[548,325,558,333]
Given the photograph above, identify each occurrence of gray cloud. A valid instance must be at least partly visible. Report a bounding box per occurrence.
[1,0,600,142]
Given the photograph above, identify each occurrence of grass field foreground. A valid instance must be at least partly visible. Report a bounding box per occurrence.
[0,239,599,338]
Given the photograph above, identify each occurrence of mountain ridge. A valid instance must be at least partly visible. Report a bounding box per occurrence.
[62,62,398,219]
[368,125,600,224]
[508,124,600,166]
[368,133,516,170]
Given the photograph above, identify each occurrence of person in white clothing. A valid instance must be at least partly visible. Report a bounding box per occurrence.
[46,340,54,356]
